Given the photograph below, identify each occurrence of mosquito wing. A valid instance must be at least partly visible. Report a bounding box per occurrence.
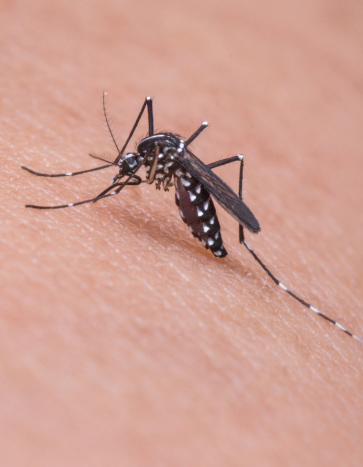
[174,149,261,233]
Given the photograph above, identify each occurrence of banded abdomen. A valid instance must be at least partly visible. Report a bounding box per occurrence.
[174,167,227,258]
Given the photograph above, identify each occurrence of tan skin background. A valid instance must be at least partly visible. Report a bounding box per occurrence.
[1,0,363,465]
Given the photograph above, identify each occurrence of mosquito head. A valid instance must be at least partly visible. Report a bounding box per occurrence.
[122,153,139,171]
[112,152,142,183]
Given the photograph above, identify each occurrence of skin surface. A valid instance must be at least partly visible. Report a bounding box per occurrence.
[1,0,363,466]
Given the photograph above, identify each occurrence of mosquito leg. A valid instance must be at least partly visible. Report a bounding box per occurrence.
[216,155,363,342]
[184,122,209,147]
[207,155,243,170]
[243,240,362,342]
[207,154,245,242]
[113,96,154,165]
[25,167,143,210]
[21,163,113,178]
[147,96,154,136]
[238,156,245,243]
[25,190,120,210]
[208,155,362,341]
[94,175,141,200]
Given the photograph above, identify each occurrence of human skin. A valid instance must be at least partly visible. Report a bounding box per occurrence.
[1,0,363,466]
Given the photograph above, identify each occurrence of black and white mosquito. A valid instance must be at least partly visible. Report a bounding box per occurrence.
[22,94,362,343]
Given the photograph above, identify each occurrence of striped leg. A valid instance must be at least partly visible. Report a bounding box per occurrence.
[242,241,362,343]
[112,94,154,164]
[207,154,245,242]
[25,173,142,210]
[209,154,362,342]
[21,163,113,178]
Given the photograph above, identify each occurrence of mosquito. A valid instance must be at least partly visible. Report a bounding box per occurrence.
[22,94,362,343]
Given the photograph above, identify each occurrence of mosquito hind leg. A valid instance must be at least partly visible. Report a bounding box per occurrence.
[207,154,245,242]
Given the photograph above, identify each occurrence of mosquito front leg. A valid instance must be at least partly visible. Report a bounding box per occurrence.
[113,96,154,165]
[184,122,209,148]
[21,163,113,178]
[25,171,142,210]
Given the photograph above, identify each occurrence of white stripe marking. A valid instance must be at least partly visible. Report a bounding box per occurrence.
[279,282,288,291]
[181,178,191,187]
[244,241,251,250]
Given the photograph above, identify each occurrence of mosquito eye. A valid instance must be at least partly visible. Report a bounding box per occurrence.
[125,153,137,168]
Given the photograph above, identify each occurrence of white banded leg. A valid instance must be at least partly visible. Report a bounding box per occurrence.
[112,94,154,164]
[25,171,142,210]
[210,154,362,342]
[21,163,113,178]
[242,240,362,343]
[207,154,245,242]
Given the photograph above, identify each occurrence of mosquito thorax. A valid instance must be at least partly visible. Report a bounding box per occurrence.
[137,133,182,157]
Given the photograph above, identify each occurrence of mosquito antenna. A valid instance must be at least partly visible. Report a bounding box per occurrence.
[103,92,120,154]
[242,240,362,343]
[88,153,115,164]
[21,163,113,178]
